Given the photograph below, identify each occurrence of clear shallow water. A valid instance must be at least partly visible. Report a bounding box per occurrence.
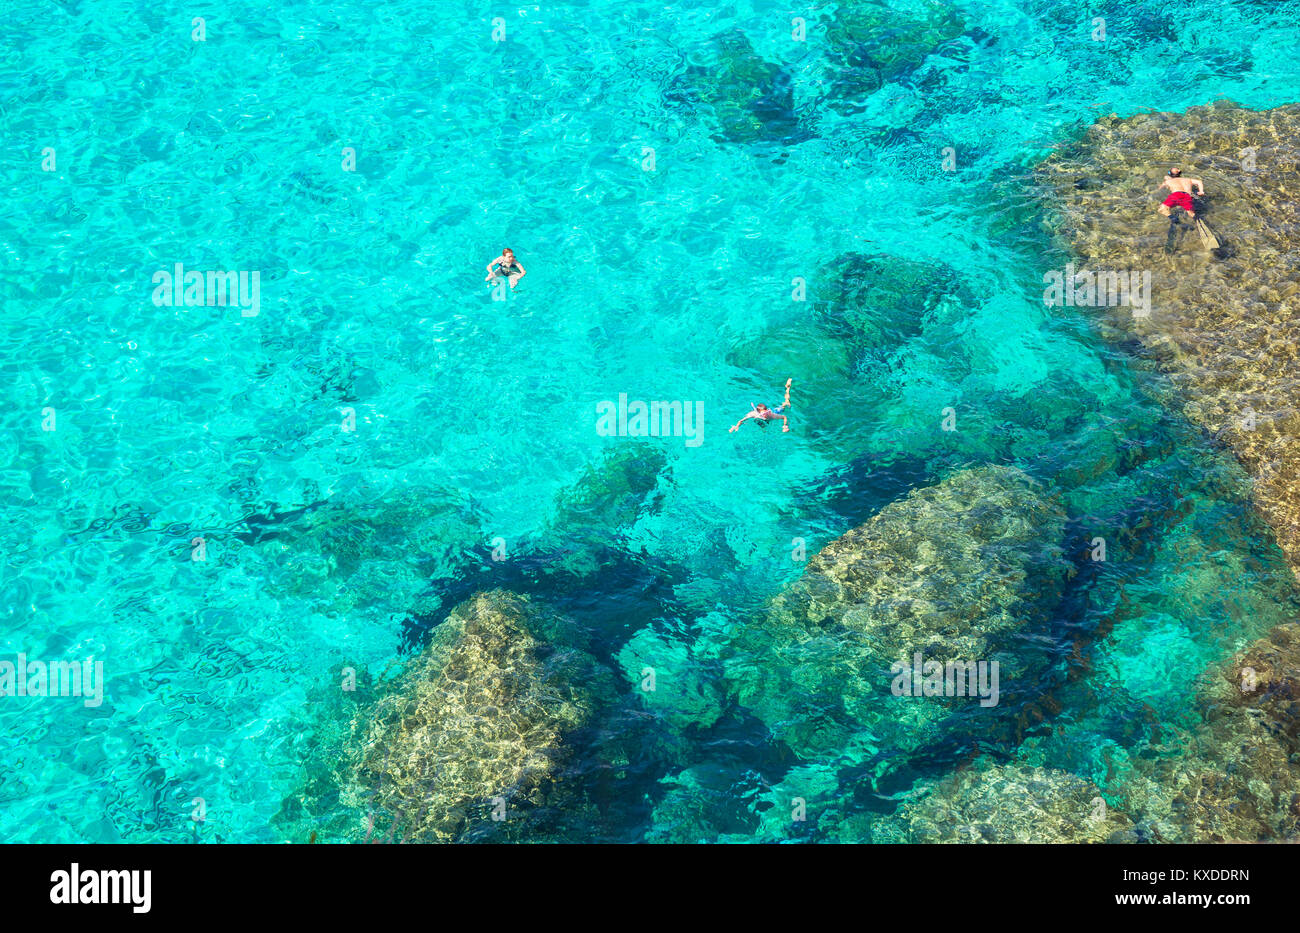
[2,0,1299,842]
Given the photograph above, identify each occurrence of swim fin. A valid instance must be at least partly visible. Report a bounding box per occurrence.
[1195,218,1220,250]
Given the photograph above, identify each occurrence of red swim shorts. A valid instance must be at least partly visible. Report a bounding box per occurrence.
[1163,191,1194,211]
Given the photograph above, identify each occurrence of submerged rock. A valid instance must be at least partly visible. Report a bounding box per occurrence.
[722,465,1068,762]
[618,625,726,733]
[1164,726,1300,843]
[247,484,486,620]
[253,440,669,635]
[818,0,966,113]
[892,762,1137,843]
[812,251,967,358]
[391,440,675,650]
[728,318,855,396]
[1118,707,1300,844]
[271,663,381,844]
[767,464,1066,666]
[1039,101,1300,579]
[726,316,883,460]
[645,763,764,843]
[539,441,668,577]
[727,251,970,462]
[744,760,888,842]
[1210,622,1300,756]
[1153,623,1300,842]
[1100,623,1300,844]
[549,442,668,534]
[671,28,802,145]
[338,591,615,842]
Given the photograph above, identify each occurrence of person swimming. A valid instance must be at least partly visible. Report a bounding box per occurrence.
[730,378,793,433]
[485,248,526,288]
[1157,167,1205,220]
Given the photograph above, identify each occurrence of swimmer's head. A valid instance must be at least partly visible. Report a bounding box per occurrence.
[755,404,769,412]
[502,248,514,258]
[1168,167,1182,177]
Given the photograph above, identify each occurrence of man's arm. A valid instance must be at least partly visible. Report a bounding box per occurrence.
[729,413,756,432]
[1191,178,1205,196]
[1158,178,1170,192]
[486,255,503,272]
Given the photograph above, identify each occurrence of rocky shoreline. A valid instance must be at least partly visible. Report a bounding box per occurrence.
[1039,101,1300,578]
[1029,100,1300,842]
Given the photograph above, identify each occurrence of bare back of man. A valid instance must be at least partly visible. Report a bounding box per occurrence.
[1157,167,1205,219]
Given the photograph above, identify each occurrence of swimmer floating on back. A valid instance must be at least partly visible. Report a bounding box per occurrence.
[485,248,526,289]
[730,378,793,433]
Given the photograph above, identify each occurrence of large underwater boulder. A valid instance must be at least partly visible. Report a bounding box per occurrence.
[1039,101,1300,579]
[764,464,1066,665]
[721,465,1068,762]
[268,454,673,844]
[308,590,616,843]
[350,590,614,842]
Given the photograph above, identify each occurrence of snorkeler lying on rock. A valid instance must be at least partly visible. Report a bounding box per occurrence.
[730,378,793,433]
[1156,167,1220,249]
[1157,166,1205,220]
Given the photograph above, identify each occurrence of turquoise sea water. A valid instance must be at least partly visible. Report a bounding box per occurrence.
[3,0,1300,842]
